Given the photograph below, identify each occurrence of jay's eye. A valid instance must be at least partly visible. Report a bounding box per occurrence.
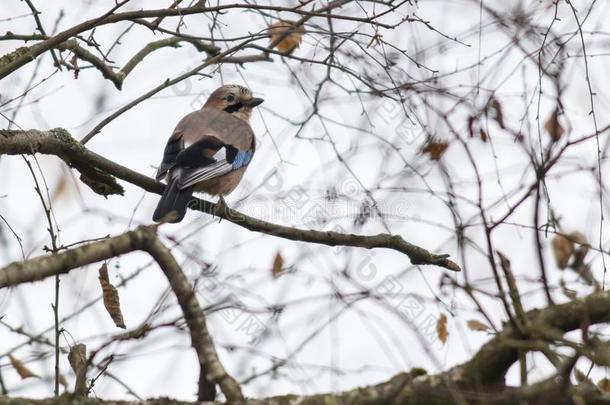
[226,94,235,103]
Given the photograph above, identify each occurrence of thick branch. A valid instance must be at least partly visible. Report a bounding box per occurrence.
[144,235,243,403]
[0,225,242,403]
[0,129,460,272]
[2,217,610,403]
[453,291,610,388]
[1,370,610,404]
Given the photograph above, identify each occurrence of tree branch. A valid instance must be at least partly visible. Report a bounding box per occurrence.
[2,209,610,403]
[56,37,220,90]
[0,32,48,42]
[0,129,461,272]
[0,225,242,402]
[0,0,405,80]
[1,366,610,404]
[79,37,267,144]
[453,291,610,388]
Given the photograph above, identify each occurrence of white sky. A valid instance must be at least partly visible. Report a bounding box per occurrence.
[2,0,610,401]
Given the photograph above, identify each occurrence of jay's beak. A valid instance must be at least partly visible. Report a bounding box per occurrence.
[243,97,264,107]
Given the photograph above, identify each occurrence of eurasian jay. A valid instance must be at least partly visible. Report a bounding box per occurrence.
[152,84,263,223]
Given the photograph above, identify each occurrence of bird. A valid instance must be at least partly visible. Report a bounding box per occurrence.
[152,84,263,223]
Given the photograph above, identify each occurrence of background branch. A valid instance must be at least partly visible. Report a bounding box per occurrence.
[56,37,220,90]
[0,225,242,402]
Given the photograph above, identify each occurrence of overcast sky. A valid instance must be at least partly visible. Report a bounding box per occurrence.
[2,0,610,401]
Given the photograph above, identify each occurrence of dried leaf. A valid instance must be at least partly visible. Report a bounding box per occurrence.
[272,251,284,279]
[51,174,70,203]
[555,231,596,285]
[8,354,38,379]
[479,128,488,143]
[467,116,476,138]
[421,141,448,161]
[466,319,490,332]
[490,98,505,129]
[598,378,610,392]
[68,343,88,397]
[68,344,87,374]
[551,234,574,269]
[544,108,565,142]
[569,231,589,267]
[99,264,126,329]
[574,368,590,384]
[58,373,68,390]
[268,20,304,55]
[436,313,448,344]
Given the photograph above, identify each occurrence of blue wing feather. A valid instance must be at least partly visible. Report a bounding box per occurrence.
[231,150,253,170]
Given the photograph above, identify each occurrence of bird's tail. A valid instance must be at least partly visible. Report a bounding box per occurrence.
[153,178,195,223]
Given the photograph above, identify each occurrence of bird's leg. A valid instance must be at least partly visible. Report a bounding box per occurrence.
[215,194,228,223]
[218,194,227,207]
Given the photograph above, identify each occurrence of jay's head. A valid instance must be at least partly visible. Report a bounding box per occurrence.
[204,84,264,122]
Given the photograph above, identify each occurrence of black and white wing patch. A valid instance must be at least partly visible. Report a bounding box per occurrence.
[176,148,254,189]
[157,135,254,189]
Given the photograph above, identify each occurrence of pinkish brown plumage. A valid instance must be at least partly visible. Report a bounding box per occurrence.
[153,84,263,223]
[194,166,249,195]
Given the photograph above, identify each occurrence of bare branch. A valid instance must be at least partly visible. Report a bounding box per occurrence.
[0,225,242,402]
[0,0,403,79]
[0,129,460,272]
[56,37,220,90]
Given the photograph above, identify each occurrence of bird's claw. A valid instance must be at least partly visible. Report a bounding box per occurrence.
[215,195,228,223]
[218,195,227,207]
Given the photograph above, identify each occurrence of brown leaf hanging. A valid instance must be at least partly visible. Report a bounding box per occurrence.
[271,251,284,279]
[421,141,448,161]
[68,343,88,397]
[466,319,490,332]
[8,354,38,379]
[99,263,126,329]
[58,373,68,390]
[490,98,505,129]
[436,314,448,344]
[268,20,305,55]
[544,108,565,142]
[51,174,70,203]
[467,116,476,138]
[598,378,610,392]
[568,231,588,267]
[574,368,590,384]
[551,234,574,269]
